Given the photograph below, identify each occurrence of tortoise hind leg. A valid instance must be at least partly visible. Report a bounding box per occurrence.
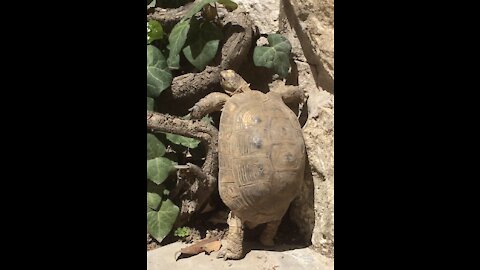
[189,92,230,119]
[259,220,282,246]
[217,211,244,260]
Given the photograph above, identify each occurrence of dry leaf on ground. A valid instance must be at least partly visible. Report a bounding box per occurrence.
[175,236,222,260]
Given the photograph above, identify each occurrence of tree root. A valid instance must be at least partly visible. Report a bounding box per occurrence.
[147,3,194,32]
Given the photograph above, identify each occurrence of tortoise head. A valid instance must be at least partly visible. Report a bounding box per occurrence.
[220,69,251,96]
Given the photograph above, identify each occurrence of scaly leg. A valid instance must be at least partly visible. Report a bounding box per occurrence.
[269,84,304,105]
[189,92,230,119]
[217,211,244,260]
[259,220,282,247]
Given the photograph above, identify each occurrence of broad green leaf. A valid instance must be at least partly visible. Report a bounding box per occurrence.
[267,34,292,52]
[147,97,154,111]
[183,21,222,70]
[272,51,290,78]
[183,0,218,21]
[168,0,237,69]
[147,199,179,242]
[253,47,274,68]
[147,45,172,97]
[147,133,166,159]
[166,133,201,148]
[147,157,175,184]
[167,54,180,70]
[147,192,162,210]
[167,20,190,69]
[253,34,292,78]
[218,0,238,11]
[147,20,164,44]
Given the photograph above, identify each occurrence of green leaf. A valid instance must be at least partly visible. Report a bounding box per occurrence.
[167,20,190,69]
[147,180,166,201]
[147,192,162,211]
[147,97,154,111]
[218,0,238,11]
[147,20,164,44]
[147,199,180,242]
[166,133,201,148]
[147,157,175,184]
[253,47,274,68]
[183,0,218,21]
[147,45,172,97]
[174,227,190,237]
[147,133,166,159]
[183,21,222,70]
[253,34,292,78]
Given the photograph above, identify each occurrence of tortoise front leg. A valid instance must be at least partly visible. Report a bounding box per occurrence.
[217,211,244,260]
[189,92,231,119]
[269,85,304,105]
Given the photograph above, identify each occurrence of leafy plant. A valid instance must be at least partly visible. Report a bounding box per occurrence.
[253,34,293,78]
[147,132,179,242]
[147,199,180,242]
[174,227,191,238]
[182,18,223,70]
[147,97,155,111]
[167,0,237,70]
[147,45,172,98]
[147,20,164,44]
[146,0,239,244]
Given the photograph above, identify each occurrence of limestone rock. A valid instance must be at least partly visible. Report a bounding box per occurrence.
[234,0,280,34]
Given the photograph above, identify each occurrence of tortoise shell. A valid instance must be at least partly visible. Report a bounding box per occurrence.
[218,90,305,224]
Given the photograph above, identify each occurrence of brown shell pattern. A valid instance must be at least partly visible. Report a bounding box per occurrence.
[218,90,305,223]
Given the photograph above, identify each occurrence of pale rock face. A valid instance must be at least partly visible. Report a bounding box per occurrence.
[278,0,334,257]
[234,0,281,34]
[297,0,334,80]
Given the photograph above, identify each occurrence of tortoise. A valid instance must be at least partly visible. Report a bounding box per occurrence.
[190,70,305,260]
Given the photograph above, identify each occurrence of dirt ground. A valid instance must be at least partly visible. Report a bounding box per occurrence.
[147,241,333,270]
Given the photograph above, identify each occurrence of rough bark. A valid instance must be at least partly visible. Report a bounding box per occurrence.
[147,3,194,31]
